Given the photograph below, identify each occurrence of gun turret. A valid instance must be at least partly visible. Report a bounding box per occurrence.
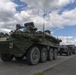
[24,22,37,32]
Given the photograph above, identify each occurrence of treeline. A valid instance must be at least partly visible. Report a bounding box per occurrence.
[0,32,9,37]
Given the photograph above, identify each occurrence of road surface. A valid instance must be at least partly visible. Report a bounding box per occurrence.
[0,55,75,75]
[44,55,76,75]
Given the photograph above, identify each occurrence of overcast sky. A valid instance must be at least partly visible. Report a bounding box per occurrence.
[0,0,76,45]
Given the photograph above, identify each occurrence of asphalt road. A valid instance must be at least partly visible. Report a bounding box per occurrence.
[44,55,76,75]
[0,55,75,75]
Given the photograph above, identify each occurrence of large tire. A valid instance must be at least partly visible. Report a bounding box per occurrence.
[73,50,76,54]
[66,51,69,56]
[1,54,13,62]
[40,48,47,63]
[60,53,62,56]
[48,48,53,61]
[69,51,72,56]
[15,56,23,61]
[26,46,40,65]
[53,49,57,60]
[74,50,76,54]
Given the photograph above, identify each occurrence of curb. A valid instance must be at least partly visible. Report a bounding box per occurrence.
[33,55,76,75]
[42,55,76,73]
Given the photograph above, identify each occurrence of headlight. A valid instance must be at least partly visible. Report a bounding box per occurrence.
[9,43,13,49]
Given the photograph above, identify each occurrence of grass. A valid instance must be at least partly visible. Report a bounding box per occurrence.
[34,72,43,75]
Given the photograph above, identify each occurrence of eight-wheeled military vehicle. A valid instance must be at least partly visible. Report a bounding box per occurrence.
[0,22,61,65]
[58,45,72,56]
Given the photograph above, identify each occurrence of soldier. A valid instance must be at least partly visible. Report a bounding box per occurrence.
[14,24,22,33]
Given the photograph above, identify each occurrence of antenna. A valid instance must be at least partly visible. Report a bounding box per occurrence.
[43,0,46,32]
[43,24,45,32]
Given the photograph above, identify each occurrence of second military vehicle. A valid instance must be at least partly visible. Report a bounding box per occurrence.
[0,22,61,65]
[67,45,76,54]
[58,45,72,56]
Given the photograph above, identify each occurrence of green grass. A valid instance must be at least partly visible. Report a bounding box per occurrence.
[34,72,43,75]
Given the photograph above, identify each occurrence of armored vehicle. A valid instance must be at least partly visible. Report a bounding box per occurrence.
[0,22,61,65]
[58,45,72,56]
[67,45,76,54]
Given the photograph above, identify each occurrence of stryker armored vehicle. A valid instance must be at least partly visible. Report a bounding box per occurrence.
[67,45,76,54]
[0,22,61,65]
[58,45,72,56]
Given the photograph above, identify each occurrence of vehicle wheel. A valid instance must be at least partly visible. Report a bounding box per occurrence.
[40,47,47,63]
[73,50,76,54]
[60,53,62,55]
[26,46,40,65]
[69,51,72,56]
[66,51,69,56]
[15,56,23,61]
[1,54,13,62]
[74,50,76,54]
[53,49,57,60]
[48,48,53,61]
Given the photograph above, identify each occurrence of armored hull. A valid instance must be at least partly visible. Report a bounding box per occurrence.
[0,22,61,65]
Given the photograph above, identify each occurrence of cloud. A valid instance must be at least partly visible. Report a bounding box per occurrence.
[0,0,76,34]
[0,0,18,32]
[20,0,75,12]
[58,36,76,45]
[45,7,76,29]
[18,0,76,30]
[61,8,76,25]
[0,0,17,22]
[58,0,75,7]
[0,0,76,45]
